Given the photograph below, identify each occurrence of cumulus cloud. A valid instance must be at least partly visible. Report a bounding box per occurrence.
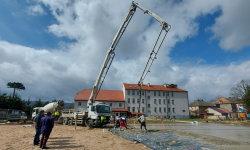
[1,0,250,102]
[27,4,46,16]
[209,0,250,51]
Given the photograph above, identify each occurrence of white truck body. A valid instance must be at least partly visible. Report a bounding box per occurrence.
[61,102,111,127]
[32,101,64,120]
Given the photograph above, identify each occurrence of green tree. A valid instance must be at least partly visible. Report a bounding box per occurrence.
[242,86,250,113]
[6,82,26,99]
[51,99,57,102]
[32,98,44,108]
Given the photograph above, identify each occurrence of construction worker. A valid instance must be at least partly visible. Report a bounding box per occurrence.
[40,112,54,149]
[101,114,106,127]
[138,115,147,132]
[120,116,127,130]
[33,110,44,146]
[116,116,121,128]
[55,111,60,120]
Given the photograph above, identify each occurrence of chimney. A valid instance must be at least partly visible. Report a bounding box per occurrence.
[147,83,150,87]
[163,83,167,88]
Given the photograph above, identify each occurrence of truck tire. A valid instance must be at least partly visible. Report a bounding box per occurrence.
[85,118,93,128]
[63,118,68,125]
[68,120,73,126]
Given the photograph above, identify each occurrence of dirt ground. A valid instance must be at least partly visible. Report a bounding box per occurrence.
[0,124,150,150]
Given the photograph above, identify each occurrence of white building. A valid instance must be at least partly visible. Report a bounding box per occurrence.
[123,83,190,119]
[74,83,190,119]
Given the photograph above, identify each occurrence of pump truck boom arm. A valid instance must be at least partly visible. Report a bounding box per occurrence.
[87,1,170,108]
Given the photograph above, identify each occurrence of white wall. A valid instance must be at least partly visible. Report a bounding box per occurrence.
[208,108,222,116]
[123,84,189,119]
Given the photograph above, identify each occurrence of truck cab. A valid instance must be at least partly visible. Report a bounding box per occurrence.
[86,102,111,127]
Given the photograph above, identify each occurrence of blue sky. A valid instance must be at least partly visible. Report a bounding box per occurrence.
[0,0,250,102]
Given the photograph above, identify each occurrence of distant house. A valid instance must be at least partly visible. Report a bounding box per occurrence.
[189,99,216,117]
[216,97,242,112]
[205,108,232,120]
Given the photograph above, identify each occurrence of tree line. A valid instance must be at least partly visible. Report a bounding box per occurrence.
[0,92,70,118]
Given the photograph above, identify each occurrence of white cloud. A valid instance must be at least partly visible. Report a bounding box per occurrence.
[209,0,250,51]
[1,0,250,102]
[27,4,46,16]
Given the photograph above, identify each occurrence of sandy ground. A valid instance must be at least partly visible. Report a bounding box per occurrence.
[0,124,150,150]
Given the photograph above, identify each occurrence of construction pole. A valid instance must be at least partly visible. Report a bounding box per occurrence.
[75,112,78,130]
[137,84,142,118]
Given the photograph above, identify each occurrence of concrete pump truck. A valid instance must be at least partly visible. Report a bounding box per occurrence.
[61,1,170,128]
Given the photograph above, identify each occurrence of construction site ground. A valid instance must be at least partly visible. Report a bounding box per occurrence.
[0,120,250,150]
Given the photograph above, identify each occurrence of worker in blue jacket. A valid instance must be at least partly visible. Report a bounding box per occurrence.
[33,110,44,146]
[40,112,54,149]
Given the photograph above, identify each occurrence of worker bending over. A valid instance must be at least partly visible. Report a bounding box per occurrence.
[120,116,127,130]
[138,115,147,132]
[101,114,106,127]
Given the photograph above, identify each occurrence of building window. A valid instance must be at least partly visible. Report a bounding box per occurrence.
[148,96,150,100]
[142,107,145,112]
[154,107,157,112]
[132,107,135,112]
[163,92,165,96]
[159,99,161,104]
[164,107,166,113]
[154,99,157,104]
[168,99,170,104]
[154,91,156,96]
[78,102,81,106]
[159,107,162,112]
[142,99,145,103]
[137,90,140,95]
[127,90,130,95]
[147,91,150,93]
[128,98,130,103]
[158,92,161,96]
[168,108,170,112]
[172,100,174,105]
[110,103,112,107]
[132,91,135,95]
[163,99,166,104]
[148,104,150,108]
[172,108,175,113]
[132,98,135,103]
[167,92,169,96]
[183,110,185,113]
[119,103,122,107]
[137,99,139,103]
[128,107,130,112]
[172,92,174,97]
[142,91,144,95]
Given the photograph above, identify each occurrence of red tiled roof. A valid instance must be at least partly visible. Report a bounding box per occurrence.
[112,108,128,112]
[216,97,228,103]
[129,112,144,115]
[75,89,125,102]
[123,83,187,92]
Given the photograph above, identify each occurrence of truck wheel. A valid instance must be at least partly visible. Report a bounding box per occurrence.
[24,120,26,123]
[68,120,73,126]
[85,119,93,128]
[63,118,68,125]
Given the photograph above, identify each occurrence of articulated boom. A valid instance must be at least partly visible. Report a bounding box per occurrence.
[87,2,170,112]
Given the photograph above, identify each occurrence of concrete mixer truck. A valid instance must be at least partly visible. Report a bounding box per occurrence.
[32,100,64,121]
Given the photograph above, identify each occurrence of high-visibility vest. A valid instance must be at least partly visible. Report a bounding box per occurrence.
[55,112,60,116]
[101,116,106,122]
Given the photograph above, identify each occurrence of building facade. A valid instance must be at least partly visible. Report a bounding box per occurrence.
[215,97,242,112]
[189,99,216,117]
[123,83,190,119]
[74,83,190,119]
